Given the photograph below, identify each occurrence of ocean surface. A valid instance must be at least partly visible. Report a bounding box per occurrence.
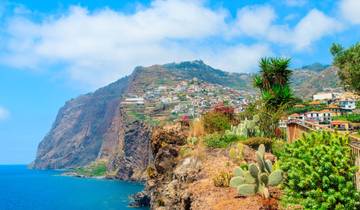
[0,165,148,210]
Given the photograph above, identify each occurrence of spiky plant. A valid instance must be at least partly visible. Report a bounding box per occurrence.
[229,144,283,198]
[253,57,294,110]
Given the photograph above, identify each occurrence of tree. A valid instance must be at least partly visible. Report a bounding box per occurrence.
[280,132,360,209]
[330,42,360,93]
[253,57,294,110]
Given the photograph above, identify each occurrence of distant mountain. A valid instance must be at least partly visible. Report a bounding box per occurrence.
[291,65,341,98]
[32,60,341,180]
[297,63,330,72]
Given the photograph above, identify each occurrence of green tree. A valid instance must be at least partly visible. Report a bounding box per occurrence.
[253,57,294,110]
[330,42,360,93]
[280,132,360,209]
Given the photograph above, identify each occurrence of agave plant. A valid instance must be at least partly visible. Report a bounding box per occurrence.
[229,144,283,198]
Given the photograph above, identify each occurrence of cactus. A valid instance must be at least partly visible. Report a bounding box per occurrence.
[229,144,283,198]
[227,115,262,138]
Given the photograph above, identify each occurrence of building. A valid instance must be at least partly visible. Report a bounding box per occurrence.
[313,92,334,101]
[339,99,356,110]
[122,97,145,105]
[304,110,331,123]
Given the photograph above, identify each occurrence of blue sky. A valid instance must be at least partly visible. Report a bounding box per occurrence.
[0,0,360,164]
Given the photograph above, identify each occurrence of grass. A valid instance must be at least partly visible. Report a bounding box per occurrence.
[203,132,245,148]
[74,160,107,177]
[332,114,360,123]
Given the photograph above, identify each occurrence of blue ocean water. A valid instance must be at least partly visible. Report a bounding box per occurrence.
[0,165,148,210]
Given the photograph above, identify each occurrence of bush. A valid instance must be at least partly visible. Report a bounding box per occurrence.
[280,132,360,209]
[271,139,286,157]
[333,114,360,123]
[204,132,243,148]
[213,171,233,187]
[243,137,272,151]
[202,111,231,134]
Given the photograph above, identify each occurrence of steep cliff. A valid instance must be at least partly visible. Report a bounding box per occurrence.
[33,76,129,169]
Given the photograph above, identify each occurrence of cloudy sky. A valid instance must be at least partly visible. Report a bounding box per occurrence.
[0,0,360,163]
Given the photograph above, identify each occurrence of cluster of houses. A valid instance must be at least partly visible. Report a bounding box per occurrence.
[121,78,250,121]
[282,91,359,131]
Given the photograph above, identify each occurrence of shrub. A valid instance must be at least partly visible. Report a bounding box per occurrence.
[280,132,360,209]
[271,139,286,157]
[243,137,272,151]
[202,111,231,134]
[204,132,243,148]
[213,171,233,187]
[229,142,244,164]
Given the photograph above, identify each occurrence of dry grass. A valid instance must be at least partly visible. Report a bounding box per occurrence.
[189,118,205,138]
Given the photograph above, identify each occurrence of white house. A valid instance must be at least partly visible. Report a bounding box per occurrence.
[339,99,356,110]
[304,110,331,123]
[313,92,334,101]
[122,97,145,105]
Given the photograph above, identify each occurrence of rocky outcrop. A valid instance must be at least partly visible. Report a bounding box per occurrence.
[135,127,202,210]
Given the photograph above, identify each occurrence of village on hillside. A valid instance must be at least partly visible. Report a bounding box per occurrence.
[121,78,251,125]
[282,91,360,136]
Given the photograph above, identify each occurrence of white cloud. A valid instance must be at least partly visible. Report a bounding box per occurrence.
[340,0,360,24]
[292,9,343,50]
[0,1,345,88]
[234,6,342,50]
[0,106,10,121]
[233,5,276,37]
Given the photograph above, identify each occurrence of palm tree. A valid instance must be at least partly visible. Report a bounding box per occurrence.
[253,57,294,110]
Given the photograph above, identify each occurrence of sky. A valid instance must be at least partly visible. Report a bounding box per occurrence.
[0,0,360,164]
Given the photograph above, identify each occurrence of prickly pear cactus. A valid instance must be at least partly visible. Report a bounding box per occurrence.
[228,115,262,137]
[229,144,283,198]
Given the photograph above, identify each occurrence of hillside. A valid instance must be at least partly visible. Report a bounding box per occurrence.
[31,60,341,179]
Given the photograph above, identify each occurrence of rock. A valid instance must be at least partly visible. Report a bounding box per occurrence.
[129,191,151,207]
[174,157,202,183]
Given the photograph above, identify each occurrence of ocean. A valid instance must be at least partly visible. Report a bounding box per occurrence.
[0,165,148,210]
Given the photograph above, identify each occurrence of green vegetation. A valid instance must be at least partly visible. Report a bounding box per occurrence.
[253,57,294,110]
[213,171,233,187]
[203,132,244,148]
[230,144,283,199]
[270,139,286,157]
[228,115,262,138]
[332,114,360,123]
[286,104,327,115]
[74,160,107,177]
[202,111,231,134]
[229,142,244,164]
[243,137,272,151]
[356,101,360,109]
[331,42,360,93]
[280,132,360,209]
